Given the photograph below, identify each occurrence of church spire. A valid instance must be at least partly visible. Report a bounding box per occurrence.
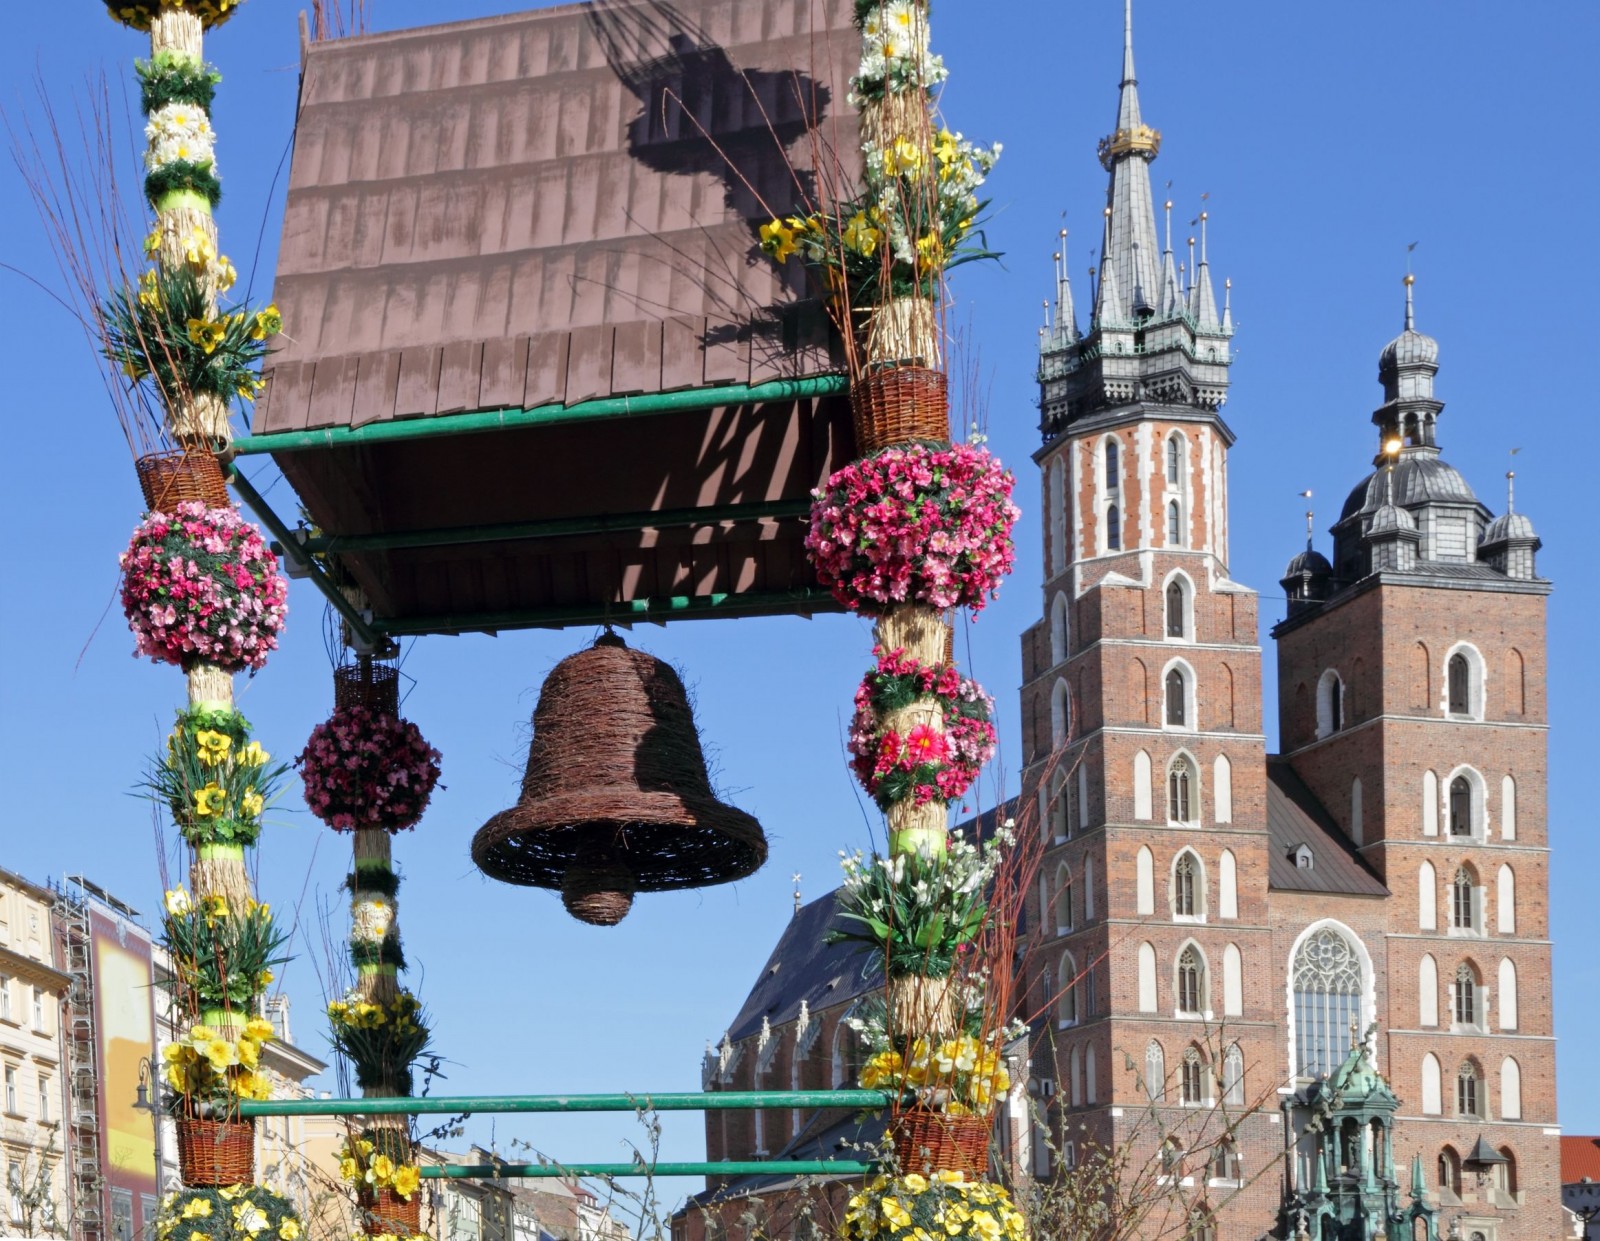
[1097,0,1161,324]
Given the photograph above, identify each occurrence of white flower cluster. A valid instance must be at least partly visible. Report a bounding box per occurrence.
[852,0,947,105]
[350,895,396,944]
[145,102,216,172]
[858,126,1001,268]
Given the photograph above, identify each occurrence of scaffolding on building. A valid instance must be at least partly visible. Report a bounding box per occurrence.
[55,878,103,1241]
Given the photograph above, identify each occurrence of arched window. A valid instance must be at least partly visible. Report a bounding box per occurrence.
[1047,770,1069,841]
[1085,1044,1097,1105]
[1421,1054,1443,1115]
[1058,952,1078,1026]
[1219,848,1238,917]
[1448,653,1470,715]
[1176,946,1205,1015]
[1050,593,1070,664]
[1136,848,1155,915]
[1105,439,1120,489]
[1452,865,1478,931]
[1160,1138,1183,1177]
[1069,1047,1082,1107]
[1051,678,1072,746]
[1449,776,1472,836]
[1145,1041,1165,1100]
[1222,944,1243,1017]
[1500,1058,1522,1120]
[1317,669,1343,737]
[1419,954,1439,1027]
[1491,1148,1518,1196]
[1166,434,1182,484]
[1165,580,1186,638]
[1180,1047,1205,1104]
[1054,864,1073,931]
[1291,926,1364,1078]
[1438,1146,1461,1196]
[1167,500,1182,547]
[1137,941,1158,1011]
[1165,667,1188,726]
[1212,1137,1242,1181]
[1173,852,1200,919]
[1497,865,1516,934]
[1418,861,1437,930]
[1498,958,1519,1030]
[1168,756,1196,824]
[831,1016,863,1088]
[1222,1044,1245,1106]
[1456,1060,1482,1118]
[1454,962,1480,1028]
[1423,769,1439,836]
[1214,756,1233,824]
[1133,751,1153,820]
[1106,504,1122,552]
[1501,775,1517,840]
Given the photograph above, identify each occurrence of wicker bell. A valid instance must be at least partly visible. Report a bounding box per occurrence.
[471,632,767,925]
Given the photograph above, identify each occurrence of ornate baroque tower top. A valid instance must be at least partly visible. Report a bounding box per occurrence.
[1038,0,1233,440]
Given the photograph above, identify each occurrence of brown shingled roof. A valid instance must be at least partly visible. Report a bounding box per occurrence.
[1266,759,1389,897]
[250,0,863,634]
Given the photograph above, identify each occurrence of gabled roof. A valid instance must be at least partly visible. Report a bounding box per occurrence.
[1266,760,1389,897]
[726,889,874,1044]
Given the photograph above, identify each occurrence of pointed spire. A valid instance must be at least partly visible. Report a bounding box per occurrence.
[1097,0,1161,323]
[1054,228,1079,343]
[1222,278,1233,332]
[1410,1152,1426,1199]
[1159,199,1182,315]
[1095,206,1124,322]
[1121,0,1136,88]
[1192,210,1221,331]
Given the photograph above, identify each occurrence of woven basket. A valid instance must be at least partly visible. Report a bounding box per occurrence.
[851,366,950,453]
[175,1116,254,1187]
[335,662,401,715]
[891,1107,989,1178]
[359,1187,421,1236]
[136,449,230,512]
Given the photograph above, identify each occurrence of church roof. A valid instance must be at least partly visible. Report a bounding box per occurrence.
[1339,451,1480,521]
[1266,760,1389,897]
[724,888,868,1044]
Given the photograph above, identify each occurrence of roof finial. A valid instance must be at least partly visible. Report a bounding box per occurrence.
[1222,277,1233,331]
[792,871,803,914]
[1163,198,1173,255]
[1122,0,1136,85]
[1299,490,1314,551]
[1403,271,1416,331]
[1199,208,1209,265]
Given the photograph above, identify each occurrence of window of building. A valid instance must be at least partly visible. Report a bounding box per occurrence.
[3,1067,15,1115]
[1168,757,1196,824]
[1211,1138,1242,1182]
[7,1161,22,1224]
[1437,1146,1462,1198]
[37,1076,48,1123]
[1498,958,1519,1030]
[30,988,43,1034]
[1167,501,1182,547]
[0,977,9,1023]
[1058,952,1079,1026]
[1177,947,1204,1015]
[1492,1148,1518,1196]
[1055,864,1073,931]
[1160,1138,1182,1178]
[1173,852,1201,919]
[1145,1041,1166,1101]
[1452,865,1479,932]
[110,1188,134,1241]
[1049,770,1070,841]
[1316,669,1343,737]
[1448,653,1470,714]
[1180,1047,1205,1105]
[1106,504,1121,551]
[1449,777,1472,836]
[1165,580,1186,638]
[1166,435,1182,484]
[1454,962,1480,1028]
[1223,1044,1245,1106]
[1165,667,1188,726]
[1456,1061,1482,1119]
[1501,1057,1522,1120]
[1050,593,1070,664]
[1105,440,1120,490]
[1291,926,1365,1079]
[1051,678,1072,747]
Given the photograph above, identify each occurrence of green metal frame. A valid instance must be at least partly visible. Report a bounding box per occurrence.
[373,590,840,637]
[236,1090,890,1180]
[232,376,850,457]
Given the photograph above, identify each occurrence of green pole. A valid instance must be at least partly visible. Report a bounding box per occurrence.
[421,1160,875,1180]
[237,1089,892,1117]
[232,376,850,456]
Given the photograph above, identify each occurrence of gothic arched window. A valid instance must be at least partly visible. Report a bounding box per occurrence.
[1180,1047,1204,1104]
[1452,866,1477,931]
[1166,668,1187,726]
[1456,1061,1482,1118]
[1448,652,1470,715]
[1174,853,1198,918]
[1168,757,1195,824]
[1145,1041,1166,1101]
[1454,962,1479,1027]
[1449,776,1473,837]
[1177,947,1204,1014]
[1165,580,1186,638]
[1106,504,1122,552]
[1167,501,1182,547]
[1166,435,1182,484]
[1291,926,1364,1078]
[1105,440,1120,490]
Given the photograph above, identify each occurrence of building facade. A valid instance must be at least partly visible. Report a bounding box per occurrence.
[1020,4,1559,1238]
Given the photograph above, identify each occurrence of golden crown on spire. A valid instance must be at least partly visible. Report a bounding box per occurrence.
[1097,123,1161,168]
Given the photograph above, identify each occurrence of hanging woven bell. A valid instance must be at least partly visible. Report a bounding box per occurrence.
[472,631,767,926]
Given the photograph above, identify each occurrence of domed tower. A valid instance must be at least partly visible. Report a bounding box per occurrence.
[1019,4,1276,1223]
[1272,279,1559,1240]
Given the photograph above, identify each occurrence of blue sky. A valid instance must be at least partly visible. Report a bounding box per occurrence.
[2,0,1597,1203]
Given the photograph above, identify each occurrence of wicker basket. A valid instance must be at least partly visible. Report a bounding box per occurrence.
[891,1107,989,1178]
[175,1116,255,1186]
[335,662,401,715]
[137,449,230,512]
[851,366,950,453]
[359,1187,422,1236]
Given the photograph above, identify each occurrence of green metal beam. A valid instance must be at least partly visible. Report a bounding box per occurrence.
[304,498,812,555]
[232,376,850,457]
[238,1089,890,1118]
[370,589,841,637]
[420,1161,873,1181]
[226,466,396,657]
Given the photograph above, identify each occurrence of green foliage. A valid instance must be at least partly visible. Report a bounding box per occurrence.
[145,157,223,209]
[104,265,277,413]
[161,891,291,1009]
[142,705,286,848]
[350,937,407,971]
[826,845,990,979]
[327,991,433,1096]
[154,1185,304,1241]
[137,51,222,115]
[345,865,402,898]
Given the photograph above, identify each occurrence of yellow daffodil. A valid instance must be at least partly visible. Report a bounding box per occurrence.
[338,1157,359,1181]
[969,1212,1000,1241]
[915,232,944,268]
[186,317,227,355]
[194,729,232,765]
[842,211,881,257]
[369,1154,396,1185]
[933,129,959,166]
[245,1016,275,1043]
[199,1036,237,1072]
[759,219,798,262]
[203,894,229,919]
[241,789,265,818]
[192,782,226,818]
[164,1062,189,1093]
[251,305,282,341]
[181,1199,212,1220]
[189,1024,218,1042]
[278,1221,300,1241]
[901,1174,927,1195]
[240,740,269,767]
[164,888,192,916]
[183,228,216,268]
[189,1231,212,1241]
[236,1036,259,1068]
[880,1199,911,1231]
[143,227,162,257]
[390,1165,420,1199]
[214,254,238,291]
[256,968,274,988]
[138,269,163,310]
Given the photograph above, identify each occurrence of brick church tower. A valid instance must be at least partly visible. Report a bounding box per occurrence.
[1021,1,1282,1232]
[1020,4,1560,1238]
